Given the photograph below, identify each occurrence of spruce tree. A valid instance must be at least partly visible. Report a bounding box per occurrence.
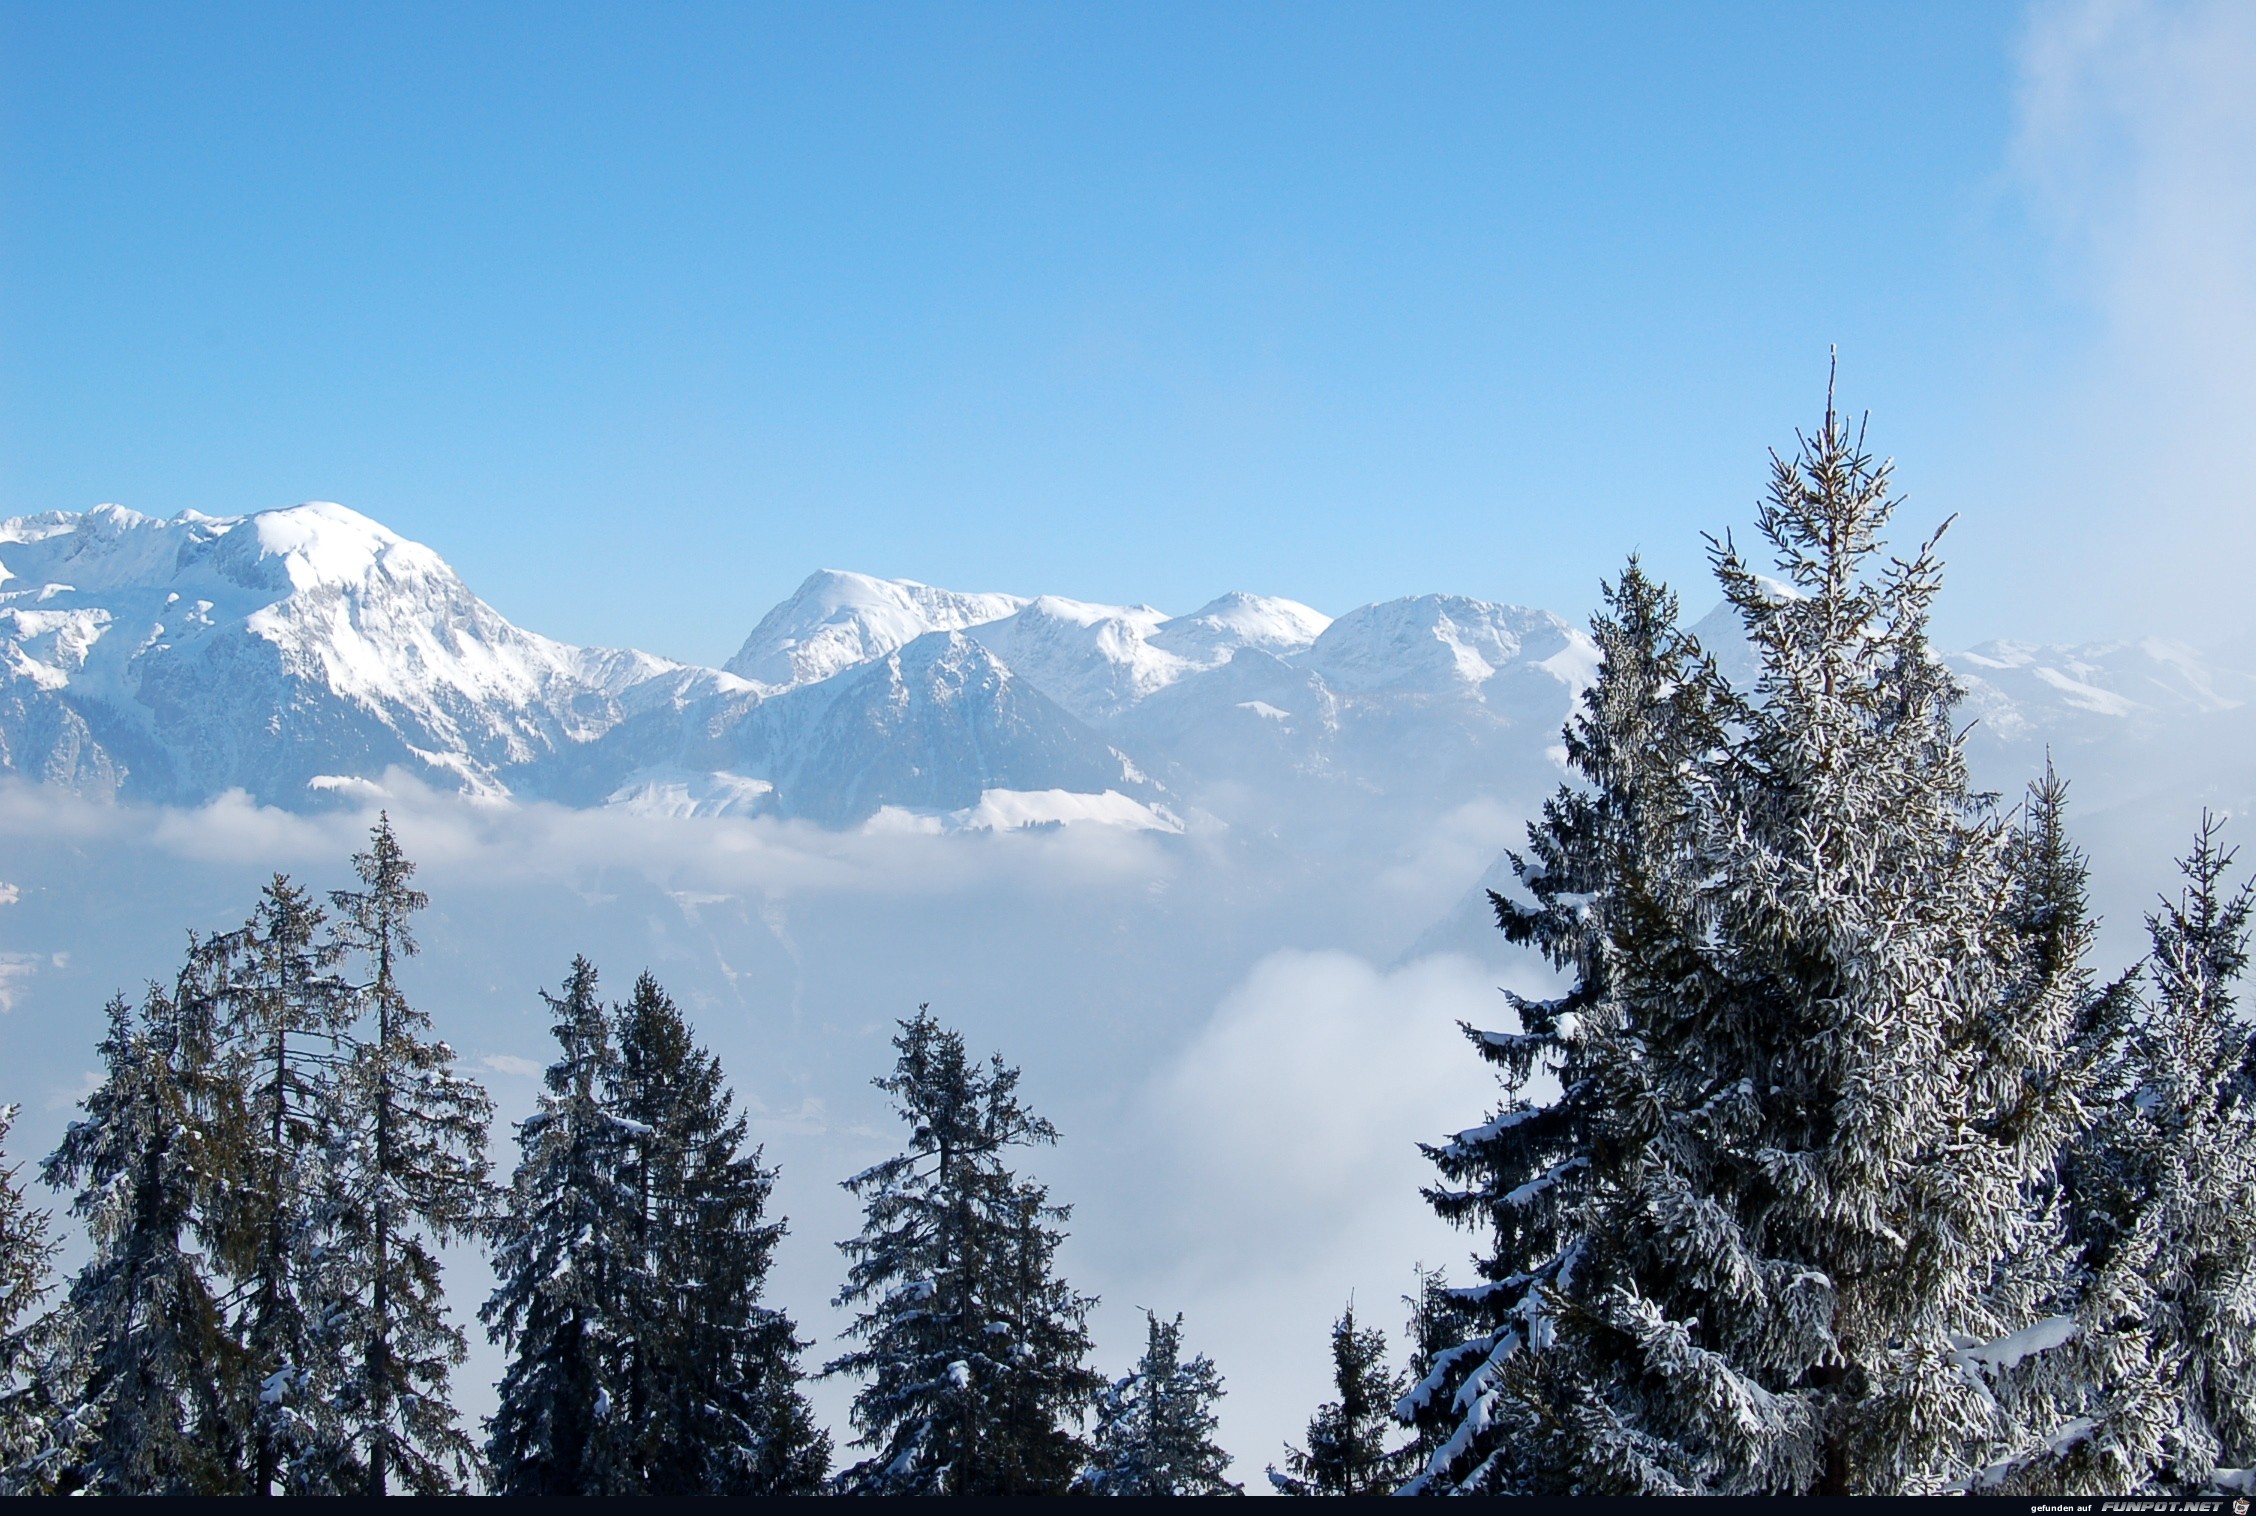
[1080,1310,1240,1495]
[1270,1303,1414,1495]
[1961,773,2169,1495]
[610,971,827,1494]
[40,982,240,1494]
[485,956,638,1495]
[2032,767,2149,1295]
[2110,820,2256,1491]
[1404,557,1729,1494]
[1675,402,2095,1492]
[0,1103,68,1492]
[1398,1265,1475,1475]
[826,1009,1099,1495]
[1413,392,2107,1495]
[215,875,356,1494]
[325,816,493,1494]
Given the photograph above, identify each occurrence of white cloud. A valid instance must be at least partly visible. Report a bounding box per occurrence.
[1077,948,1549,1485]
[1144,950,1511,1254]
[479,1053,544,1079]
[2003,0,2256,640]
[0,952,39,1014]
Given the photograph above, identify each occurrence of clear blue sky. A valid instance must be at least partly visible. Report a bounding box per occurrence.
[6,1,2233,665]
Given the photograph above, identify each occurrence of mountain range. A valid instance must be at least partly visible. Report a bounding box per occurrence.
[0,501,2241,832]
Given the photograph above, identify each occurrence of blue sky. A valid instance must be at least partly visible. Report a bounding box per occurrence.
[4,2,2249,664]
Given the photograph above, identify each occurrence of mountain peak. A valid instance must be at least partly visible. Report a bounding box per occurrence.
[723,569,1026,690]
[236,501,449,594]
[1152,592,1332,660]
[1305,593,1571,692]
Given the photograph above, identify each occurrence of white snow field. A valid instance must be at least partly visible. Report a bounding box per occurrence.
[1,500,2249,1479]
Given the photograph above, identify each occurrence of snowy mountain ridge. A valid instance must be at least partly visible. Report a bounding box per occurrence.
[723,569,1029,692]
[0,501,2233,832]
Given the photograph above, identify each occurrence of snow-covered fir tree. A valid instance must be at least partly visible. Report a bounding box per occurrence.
[214,876,358,1494]
[485,956,639,1495]
[1404,557,1729,1494]
[39,981,240,1494]
[1412,394,2108,1495]
[983,1176,1101,1488]
[826,1009,1099,1495]
[1270,1302,1414,1495]
[1702,429,2138,1492]
[323,816,493,1494]
[1080,1310,1240,1496]
[1955,773,2168,1495]
[0,1103,69,1493]
[2108,820,2256,1492]
[609,971,827,1495]
[1397,1264,1475,1474]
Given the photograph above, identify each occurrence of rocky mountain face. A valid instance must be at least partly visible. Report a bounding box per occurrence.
[0,502,2237,833]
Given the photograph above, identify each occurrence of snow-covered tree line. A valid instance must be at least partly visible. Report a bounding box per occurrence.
[0,824,1236,1496]
[1395,393,2256,1496]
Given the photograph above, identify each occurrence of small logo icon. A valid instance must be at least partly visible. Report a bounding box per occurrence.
[2232,1497,2249,1516]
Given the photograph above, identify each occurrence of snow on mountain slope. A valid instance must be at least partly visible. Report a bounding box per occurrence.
[0,509,1605,830]
[722,570,1026,692]
[721,630,1157,827]
[726,576,1336,731]
[964,596,1186,723]
[1303,595,1591,696]
[1948,638,2253,738]
[867,786,1183,835]
[600,768,777,819]
[0,503,746,804]
[6,500,2247,842]
[966,591,1341,726]
[1147,592,1332,662]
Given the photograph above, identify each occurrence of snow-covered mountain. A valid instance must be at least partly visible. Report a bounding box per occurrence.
[0,503,743,804]
[723,570,1028,692]
[2,501,2241,834]
[706,630,1162,828]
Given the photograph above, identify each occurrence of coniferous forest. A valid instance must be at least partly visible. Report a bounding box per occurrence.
[2,397,2254,1496]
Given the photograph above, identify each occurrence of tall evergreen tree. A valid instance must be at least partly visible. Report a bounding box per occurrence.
[1962,773,2169,1495]
[1080,1311,1240,1496]
[485,957,637,1495]
[1270,1303,1414,1496]
[1404,557,1729,1494]
[1413,392,2105,1495]
[0,1103,68,1492]
[215,876,356,1494]
[325,816,493,1494]
[2109,820,2256,1491]
[40,980,240,1494]
[1702,414,2115,1492]
[2030,766,2149,1293]
[488,963,828,1496]
[826,1009,1099,1495]
[610,971,827,1494]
